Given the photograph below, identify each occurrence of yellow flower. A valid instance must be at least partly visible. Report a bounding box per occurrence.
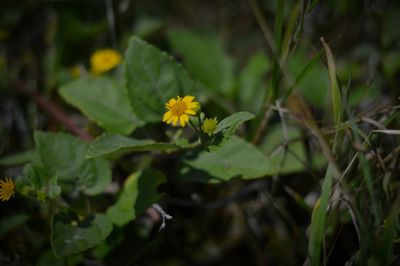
[0,177,15,202]
[163,96,199,127]
[90,48,122,75]
[201,117,218,135]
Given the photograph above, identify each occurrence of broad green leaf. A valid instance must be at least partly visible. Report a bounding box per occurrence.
[124,36,196,122]
[206,112,255,151]
[35,132,111,195]
[237,53,269,113]
[86,133,181,158]
[15,163,61,201]
[167,30,234,96]
[287,51,328,108]
[37,249,82,266]
[107,169,166,226]
[0,150,38,166]
[59,77,142,135]
[51,213,113,258]
[0,214,29,239]
[182,136,277,182]
[214,112,255,134]
[308,164,333,266]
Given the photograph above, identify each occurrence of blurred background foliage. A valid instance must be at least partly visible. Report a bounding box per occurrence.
[1,0,400,265]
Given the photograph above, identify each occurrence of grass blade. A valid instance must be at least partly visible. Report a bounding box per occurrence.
[321,37,342,126]
[308,164,333,266]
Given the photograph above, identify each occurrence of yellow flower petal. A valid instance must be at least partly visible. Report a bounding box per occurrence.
[185,109,196,115]
[182,96,194,103]
[179,115,189,127]
[0,177,14,202]
[188,102,199,109]
[163,111,172,122]
[172,116,179,126]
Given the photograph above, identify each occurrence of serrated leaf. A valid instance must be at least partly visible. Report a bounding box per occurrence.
[35,132,111,195]
[15,163,61,201]
[51,213,113,258]
[182,136,277,182]
[106,168,166,226]
[59,77,142,135]
[124,36,196,122]
[86,133,181,158]
[206,111,255,151]
[167,30,234,96]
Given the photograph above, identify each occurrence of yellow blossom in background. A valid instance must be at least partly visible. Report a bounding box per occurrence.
[201,117,218,135]
[163,96,199,127]
[90,48,122,75]
[0,177,15,202]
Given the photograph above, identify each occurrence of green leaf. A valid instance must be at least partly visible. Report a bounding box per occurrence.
[59,77,142,135]
[51,213,113,258]
[107,168,166,226]
[124,36,196,122]
[206,111,255,151]
[37,249,82,266]
[260,125,326,174]
[182,136,277,182]
[35,132,111,195]
[321,38,342,126]
[237,53,269,113]
[15,163,61,201]
[283,50,324,102]
[167,30,234,96]
[0,150,39,166]
[86,133,181,158]
[308,164,333,266]
[287,51,328,108]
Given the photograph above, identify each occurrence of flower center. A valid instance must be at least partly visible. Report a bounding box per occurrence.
[170,101,187,116]
[102,56,111,64]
